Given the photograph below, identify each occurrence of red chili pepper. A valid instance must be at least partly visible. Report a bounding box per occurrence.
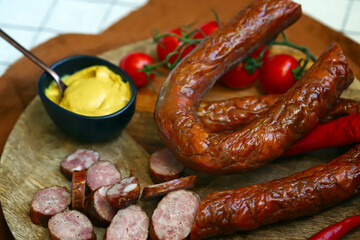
[283,113,360,157]
[308,214,360,240]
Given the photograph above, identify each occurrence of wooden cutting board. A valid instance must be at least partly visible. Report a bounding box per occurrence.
[1,39,360,240]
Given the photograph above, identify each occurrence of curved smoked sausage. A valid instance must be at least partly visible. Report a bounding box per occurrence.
[154,0,353,174]
[190,144,360,240]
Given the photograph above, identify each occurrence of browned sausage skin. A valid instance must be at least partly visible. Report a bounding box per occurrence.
[72,170,87,211]
[190,144,360,240]
[154,0,353,174]
[198,96,360,132]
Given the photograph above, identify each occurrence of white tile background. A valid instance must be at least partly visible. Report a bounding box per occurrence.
[0,0,359,77]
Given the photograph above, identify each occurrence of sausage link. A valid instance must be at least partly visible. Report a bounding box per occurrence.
[190,144,360,240]
[154,0,353,174]
[198,97,360,132]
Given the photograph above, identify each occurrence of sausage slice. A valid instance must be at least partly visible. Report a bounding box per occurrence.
[48,210,95,240]
[105,205,149,240]
[85,185,117,227]
[149,148,184,183]
[106,176,140,209]
[86,160,121,191]
[150,190,200,240]
[71,170,87,211]
[141,175,197,200]
[60,149,99,179]
[30,186,71,227]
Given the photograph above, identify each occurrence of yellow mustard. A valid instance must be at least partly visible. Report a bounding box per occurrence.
[45,65,131,117]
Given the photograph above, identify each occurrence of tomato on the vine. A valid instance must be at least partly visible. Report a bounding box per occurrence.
[259,54,298,94]
[194,21,221,39]
[220,45,270,89]
[119,52,155,88]
[220,63,259,88]
[156,28,195,66]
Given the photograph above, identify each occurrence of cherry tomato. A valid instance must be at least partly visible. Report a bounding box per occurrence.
[259,54,298,94]
[194,21,221,39]
[156,28,195,65]
[220,46,269,88]
[119,52,155,88]
[220,62,259,88]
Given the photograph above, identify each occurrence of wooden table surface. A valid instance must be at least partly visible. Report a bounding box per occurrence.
[1,0,360,239]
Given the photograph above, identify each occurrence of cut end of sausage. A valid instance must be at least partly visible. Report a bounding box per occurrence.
[105,205,150,240]
[30,186,71,227]
[149,148,184,183]
[86,160,121,191]
[60,149,99,179]
[48,210,95,240]
[106,176,140,209]
[85,185,117,226]
[150,190,200,240]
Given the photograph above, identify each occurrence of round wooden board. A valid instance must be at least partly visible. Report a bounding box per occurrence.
[1,39,360,240]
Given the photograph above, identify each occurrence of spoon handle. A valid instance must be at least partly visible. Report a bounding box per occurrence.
[0,28,66,94]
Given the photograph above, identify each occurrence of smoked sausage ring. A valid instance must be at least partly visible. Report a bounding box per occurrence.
[154,0,354,174]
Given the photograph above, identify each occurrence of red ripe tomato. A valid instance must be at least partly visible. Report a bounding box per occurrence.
[259,54,298,94]
[220,45,269,89]
[119,52,155,88]
[220,62,259,88]
[156,28,195,65]
[194,21,221,39]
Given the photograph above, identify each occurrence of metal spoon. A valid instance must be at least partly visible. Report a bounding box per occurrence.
[0,28,67,97]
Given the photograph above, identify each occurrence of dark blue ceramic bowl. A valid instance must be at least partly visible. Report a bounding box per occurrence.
[37,55,137,142]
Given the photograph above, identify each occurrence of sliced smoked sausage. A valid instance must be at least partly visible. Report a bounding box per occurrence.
[190,144,360,240]
[71,170,87,211]
[105,205,149,240]
[149,148,184,183]
[86,160,121,191]
[106,176,140,209]
[60,149,99,179]
[85,185,117,227]
[30,186,71,227]
[150,190,200,240]
[48,210,96,240]
[141,175,197,200]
